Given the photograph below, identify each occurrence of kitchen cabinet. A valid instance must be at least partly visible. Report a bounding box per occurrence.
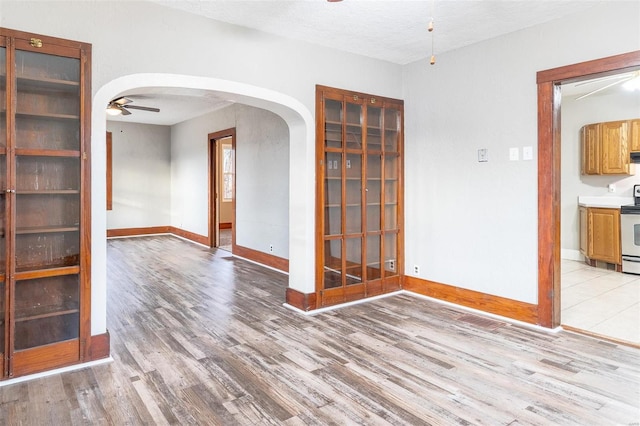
[579,206,621,266]
[316,86,403,307]
[630,119,640,152]
[581,120,634,175]
[0,28,91,379]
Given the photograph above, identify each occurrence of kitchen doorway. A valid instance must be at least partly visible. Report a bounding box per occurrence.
[537,50,640,339]
[209,128,236,252]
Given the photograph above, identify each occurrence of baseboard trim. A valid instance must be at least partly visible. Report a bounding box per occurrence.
[233,244,289,273]
[403,275,539,324]
[107,226,170,238]
[285,288,317,311]
[169,226,209,246]
[107,226,209,246]
[89,331,110,361]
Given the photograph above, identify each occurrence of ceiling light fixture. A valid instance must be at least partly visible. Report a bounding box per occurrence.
[106,104,122,116]
[622,72,640,91]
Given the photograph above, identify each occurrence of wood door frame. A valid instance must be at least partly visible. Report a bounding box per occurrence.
[208,128,236,249]
[536,50,640,327]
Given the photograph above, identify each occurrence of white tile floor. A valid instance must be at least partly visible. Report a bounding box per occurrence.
[561,259,640,345]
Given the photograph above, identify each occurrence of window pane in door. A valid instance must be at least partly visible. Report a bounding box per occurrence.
[366,154,381,232]
[14,275,80,350]
[384,233,398,277]
[384,108,400,153]
[345,237,362,285]
[0,46,5,148]
[325,99,342,149]
[323,239,342,289]
[15,50,80,151]
[346,103,362,150]
[367,105,382,152]
[325,152,342,236]
[367,235,381,280]
[345,153,362,234]
[384,154,399,230]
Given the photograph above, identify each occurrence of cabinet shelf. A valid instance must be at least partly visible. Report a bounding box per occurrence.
[17,75,80,92]
[16,111,79,121]
[16,149,80,158]
[16,225,79,235]
[16,190,79,195]
[15,306,79,323]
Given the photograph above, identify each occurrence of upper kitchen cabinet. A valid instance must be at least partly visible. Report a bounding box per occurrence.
[0,28,92,379]
[581,119,635,175]
[630,119,640,152]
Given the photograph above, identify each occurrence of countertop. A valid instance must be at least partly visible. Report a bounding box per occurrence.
[577,196,633,208]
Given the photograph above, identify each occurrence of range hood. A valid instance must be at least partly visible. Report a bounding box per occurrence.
[631,152,640,163]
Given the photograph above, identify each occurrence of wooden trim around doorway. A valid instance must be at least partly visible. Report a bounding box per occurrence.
[536,50,640,328]
[208,128,236,249]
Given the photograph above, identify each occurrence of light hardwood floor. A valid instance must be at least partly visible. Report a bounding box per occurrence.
[1,235,639,424]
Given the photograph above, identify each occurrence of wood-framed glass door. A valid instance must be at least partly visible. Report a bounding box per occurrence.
[316,86,403,307]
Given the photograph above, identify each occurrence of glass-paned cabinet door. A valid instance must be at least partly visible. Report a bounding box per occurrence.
[325,99,342,149]
[14,275,79,349]
[0,43,6,360]
[323,239,342,289]
[324,152,342,237]
[15,50,80,151]
[384,154,399,231]
[345,102,363,150]
[384,107,401,153]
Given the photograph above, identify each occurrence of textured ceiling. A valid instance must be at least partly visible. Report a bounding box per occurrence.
[110,0,619,125]
[150,0,603,65]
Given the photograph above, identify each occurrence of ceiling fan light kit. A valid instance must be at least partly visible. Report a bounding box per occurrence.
[106,96,160,116]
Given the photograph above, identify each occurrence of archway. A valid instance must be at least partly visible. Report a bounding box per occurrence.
[91,74,316,336]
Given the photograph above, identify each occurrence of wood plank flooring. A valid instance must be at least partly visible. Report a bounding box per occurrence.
[1,235,639,425]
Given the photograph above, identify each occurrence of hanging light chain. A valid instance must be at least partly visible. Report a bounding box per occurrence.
[429,0,436,65]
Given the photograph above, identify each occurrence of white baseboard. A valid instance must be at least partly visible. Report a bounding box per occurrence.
[561,249,583,261]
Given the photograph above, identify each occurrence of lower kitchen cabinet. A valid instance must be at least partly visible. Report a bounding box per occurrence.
[579,206,621,266]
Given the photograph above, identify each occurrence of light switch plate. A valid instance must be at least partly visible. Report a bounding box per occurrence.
[478,148,488,162]
[523,146,533,161]
[509,147,519,161]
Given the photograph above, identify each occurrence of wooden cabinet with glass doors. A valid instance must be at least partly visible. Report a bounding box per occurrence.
[0,28,91,379]
[316,86,403,307]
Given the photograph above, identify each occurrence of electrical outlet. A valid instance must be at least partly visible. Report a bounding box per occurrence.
[269,244,273,253]
[389,259,395,271]
[414,265,420,275]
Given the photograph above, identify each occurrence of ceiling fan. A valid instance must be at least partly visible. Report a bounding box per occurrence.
[106,96,160,116]
[575,71,640,100]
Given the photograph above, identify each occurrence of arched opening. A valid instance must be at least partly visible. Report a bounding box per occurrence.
[91,74,316,336]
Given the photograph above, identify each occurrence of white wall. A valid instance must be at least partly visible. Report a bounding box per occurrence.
[2,0,639,336]
[402,1,640,304]
[561,91,640,253]
[1,0,402,335]
[106,121,171,229]
[171,104,290,258]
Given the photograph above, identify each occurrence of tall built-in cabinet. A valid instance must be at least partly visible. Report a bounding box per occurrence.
[0,28,91,379]
[316,86,403,307]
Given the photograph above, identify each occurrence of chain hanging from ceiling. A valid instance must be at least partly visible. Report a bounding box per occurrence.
[428,0,436,65]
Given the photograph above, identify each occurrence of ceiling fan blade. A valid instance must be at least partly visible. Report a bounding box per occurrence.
[575,77,632,100]
[574,73,631,87]
[120,107,132,116]
[123,105,160,113]
[112,96,132,105]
